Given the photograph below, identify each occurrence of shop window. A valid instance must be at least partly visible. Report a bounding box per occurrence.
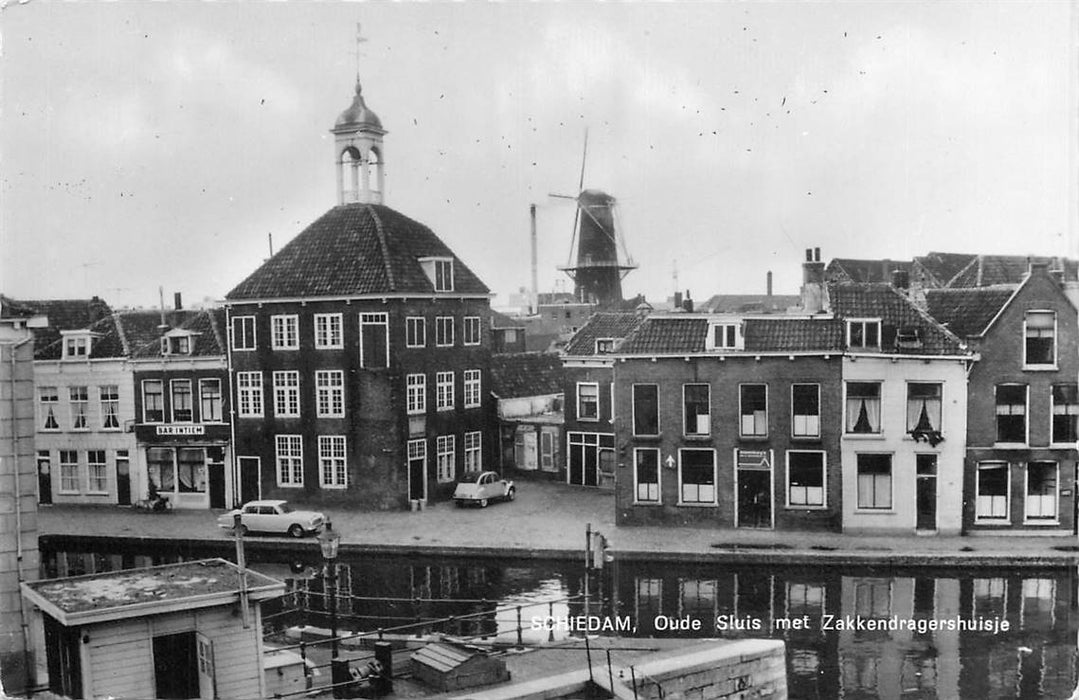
[788,451,825,507]
[679,449,715,504]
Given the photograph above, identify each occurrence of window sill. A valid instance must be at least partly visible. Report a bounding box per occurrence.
[577,418,601,423]
[319,484,348,490]
[270,347,301,352]
[100,428,122,433]
[464,404,482,410]
[677,502,717,508]
[436,407,455,413]
[1050,443,1076,449]
[633,501,663,506]
[1023,519,1060,526]
[1022,365,1059,372]
[854,508,895,514]
[85,491,109,496]
[232,348,256,352]
[317,414,347,419]
[276,483,305,489]
[738,435,769,442]
[314,345,345,351]
[40,429,61,433]
[237,415,265,419]
[790,435,822,442]
[992,442,1028,449]
[844,433,885,440]
[463,341,481,347]
[58,491,81,496]
[69,429,91,433]
[683,434,712,441]
[633,433,661,440]
[786,504,828,510]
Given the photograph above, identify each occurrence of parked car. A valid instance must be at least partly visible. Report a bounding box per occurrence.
[453,471,515,508]
[217,500,325,538]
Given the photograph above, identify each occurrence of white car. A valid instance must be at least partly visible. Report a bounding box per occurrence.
[217,500,325,538]
[453,471,516,508]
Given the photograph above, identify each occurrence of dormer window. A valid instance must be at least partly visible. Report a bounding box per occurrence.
[895,327,922,350]
[419,257,455,292]
[61,331,96,360]
[161,330,196,356]
[595,338,616,354]
[847,319,881,350]
[706,322,742,350]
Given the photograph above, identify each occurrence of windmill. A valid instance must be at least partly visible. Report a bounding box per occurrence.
[550,130,637,307]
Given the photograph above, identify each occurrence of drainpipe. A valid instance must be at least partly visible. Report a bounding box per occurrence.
[225,305,240,508]
[5,332,34,686]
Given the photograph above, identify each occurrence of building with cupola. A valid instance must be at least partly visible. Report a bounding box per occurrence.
[225,77,494,510]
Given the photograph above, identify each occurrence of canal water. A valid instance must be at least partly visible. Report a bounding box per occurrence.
[39,538,1079,699]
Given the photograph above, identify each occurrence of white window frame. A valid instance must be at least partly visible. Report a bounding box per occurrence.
[63,335,90,359]
[406,374,427,415]
[407,439,428,500]
[1024,461,1059,524]
[406,317,427,348]
[595,338,616,354]
[315,370,345,418]
[314,313,344,349]
[1023,310,1057,369]
[87,449,108,494]
[706,323,740,350]
[40,386,60,431]
[678,448,716,505]
[236,372,264,418]
[906,382,943,433]
[995,383,1028,446]
[231,315,257,351]
[275,434,304,487]
[199,379,223,423]
[577,382,600,423]
[464,431,482,472]
[318,435,347,489]
[99,385,120,430]
[270,314,300,350]
[1051,384,1079,446]
[435,316,455,347]
[170,379,194,423]
[273,371,301,418]
[634,447,661,504]
[846,318,882,350]
[786,450,826,508]
[791,383,820,438]
[845,381,883,435]
[463,316,482,346]
[739,383,768,438]
[463,369,482,408]
[436,435,456,483]
[682,383,711,437]
[855,452,893,511]
[975,461,1010,523]
[436,371,455,411]
[142,379,164,424]
[59,450,80,494]
[69,386,89,431]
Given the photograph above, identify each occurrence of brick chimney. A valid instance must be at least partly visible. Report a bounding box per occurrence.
[800,248,828,314]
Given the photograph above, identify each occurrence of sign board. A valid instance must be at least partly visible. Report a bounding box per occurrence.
[737,449,771,470]
[156,425,206,436]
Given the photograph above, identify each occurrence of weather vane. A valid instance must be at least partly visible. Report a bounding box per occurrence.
[354,22,367,82]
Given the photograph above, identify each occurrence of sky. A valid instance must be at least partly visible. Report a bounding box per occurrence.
[2,2,1076,310]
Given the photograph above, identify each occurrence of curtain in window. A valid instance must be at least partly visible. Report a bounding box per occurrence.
[847,392,881,432]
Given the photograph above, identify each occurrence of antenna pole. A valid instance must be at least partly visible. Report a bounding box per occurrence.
[530,204,539,315]
[268,233,274,258]
[354,23,368,82]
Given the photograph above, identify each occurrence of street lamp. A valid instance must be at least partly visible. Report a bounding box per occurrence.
[318,521,346,697]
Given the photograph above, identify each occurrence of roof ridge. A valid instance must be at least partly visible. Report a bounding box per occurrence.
[365,204,396,292]
[205,308,225,355]
[112,312,131,356]
[946,255,980,288]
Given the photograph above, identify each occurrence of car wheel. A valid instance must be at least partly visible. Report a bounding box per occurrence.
[287,524,304,538]
[479,498,489,508]
[506,487,516,502]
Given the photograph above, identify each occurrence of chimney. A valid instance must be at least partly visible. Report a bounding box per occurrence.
[1050,268,1065,286]
[635,303,651,320]
[673,290,683,310]
[683,290,694,313]
[801,247,827,314]
[891,269,910,290]
[766,271,773,297]
[174,292,183,311]
[1028,260,1049,276]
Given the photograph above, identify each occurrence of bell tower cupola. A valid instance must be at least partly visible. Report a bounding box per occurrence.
[332,77,386,205]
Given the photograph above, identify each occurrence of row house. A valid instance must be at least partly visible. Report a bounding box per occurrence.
[611,313,845,531]
[224,76,495,509]
[561,310,649,488]
[927,262,1079,533]
[129,306,232,509]
[489,352,564,478]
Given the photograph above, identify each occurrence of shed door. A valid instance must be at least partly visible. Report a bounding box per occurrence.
[153,631,198,698]
[197,632,216,699]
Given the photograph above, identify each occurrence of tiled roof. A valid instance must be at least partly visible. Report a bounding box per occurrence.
[948,255,1078,288]
[743,318,845,352]
[226,204,489,300]
[130,308,227,358]
[489,353,563,398]
[562,312,645,356]
[925,287,1015,338]
[1,296,113,357]
[914,252,977,286]
[700,294,800,314]
[826,258,912,284]
[490,309,524,329]
[829,283,965,354]
[617,317,708,354]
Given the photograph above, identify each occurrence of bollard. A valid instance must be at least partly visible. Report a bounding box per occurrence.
[516,606,523,647]
[372,640,394,695]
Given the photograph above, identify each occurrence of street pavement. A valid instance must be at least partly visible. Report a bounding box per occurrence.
[35,479,1079,567]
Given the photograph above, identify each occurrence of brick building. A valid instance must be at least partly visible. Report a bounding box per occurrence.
[927,262,1078,533]
[224,78,494,509]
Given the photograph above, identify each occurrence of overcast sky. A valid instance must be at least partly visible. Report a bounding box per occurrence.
[2,2,1076,310]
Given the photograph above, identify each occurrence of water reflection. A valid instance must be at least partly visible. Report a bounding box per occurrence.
[39,540,1078,699]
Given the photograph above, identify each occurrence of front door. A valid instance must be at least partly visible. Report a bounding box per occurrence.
[37,451,52,505]
[196,632,216,699]
[916,454,937,531]
[207,448,225,509]
[153,631,199,698]
[737,470,772,528]
[238,457,260,504]
[116,452,131,506]
[408,442,427,501]
[522,431,538,470]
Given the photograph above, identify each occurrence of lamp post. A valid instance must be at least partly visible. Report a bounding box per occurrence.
[319,521,345,697]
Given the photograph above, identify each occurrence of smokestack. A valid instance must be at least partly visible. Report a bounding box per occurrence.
[814,247,821,262]
[673,290,683,311]
[173,292,183,311]
[683,290,694,313]
[766,271,773,297]
[158,286,168,329]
